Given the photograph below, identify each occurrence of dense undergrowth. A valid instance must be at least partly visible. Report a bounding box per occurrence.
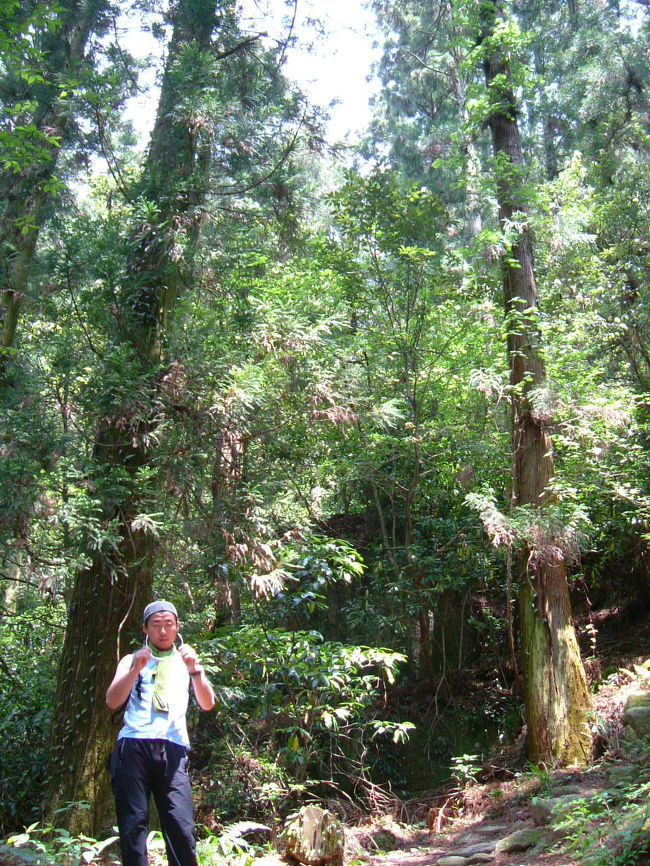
[6,607,650,866]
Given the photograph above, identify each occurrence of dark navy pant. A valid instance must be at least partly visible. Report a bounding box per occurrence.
[109,738,197,866]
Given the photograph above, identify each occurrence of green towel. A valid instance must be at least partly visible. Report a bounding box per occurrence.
[150,644,178,713]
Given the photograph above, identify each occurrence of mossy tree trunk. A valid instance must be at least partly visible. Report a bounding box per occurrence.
[479,0,592,766]
[46,0,219,832]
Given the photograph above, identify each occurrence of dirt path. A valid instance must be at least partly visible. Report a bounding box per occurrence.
[344,765,624,866]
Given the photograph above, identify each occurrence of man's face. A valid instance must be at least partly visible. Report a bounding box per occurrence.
[143,612,179,650]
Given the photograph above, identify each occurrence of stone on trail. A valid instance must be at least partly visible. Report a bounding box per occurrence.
[623,703,650,738]
[623,691,650,737]
[436,857,471,866]
[451,840,497,856]
[456,821,528,845]
[624,691,650,710]
[494,827,543,854]
[531,794,584,826]
[283,805,345,866]
[437,852,495,865]
[607,763,639,784]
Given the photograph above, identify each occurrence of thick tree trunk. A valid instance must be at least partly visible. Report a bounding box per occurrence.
[479,0,592,766]
[46,420,161,831]
[0,0,108,377]
[46,0,218,833]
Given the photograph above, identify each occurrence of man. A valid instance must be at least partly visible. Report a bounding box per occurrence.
[106,600,215,866]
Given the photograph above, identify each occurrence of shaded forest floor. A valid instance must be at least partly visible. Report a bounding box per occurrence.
[232,609,650,866]
[337,608,650,866]
[343,765,615,866]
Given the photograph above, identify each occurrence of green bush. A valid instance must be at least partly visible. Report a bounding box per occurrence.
[196,626,412,819]
[6,816,119,865]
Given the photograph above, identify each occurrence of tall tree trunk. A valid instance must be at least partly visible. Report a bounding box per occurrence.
[208,427,245,624]
[0,0,108,378]
[531,44,560,180]
[46,0,219,832]
[450,65,483,237]
[479,0,592,766]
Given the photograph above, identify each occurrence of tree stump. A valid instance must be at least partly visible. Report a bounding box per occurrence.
[283,805,344,866]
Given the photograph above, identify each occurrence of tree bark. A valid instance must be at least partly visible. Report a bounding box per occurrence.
[46,0,219,832]
[479,0,592,766]
[449,65,483,237]
[208,427,246,624]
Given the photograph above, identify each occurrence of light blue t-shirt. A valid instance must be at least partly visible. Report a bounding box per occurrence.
[118,653,190,748]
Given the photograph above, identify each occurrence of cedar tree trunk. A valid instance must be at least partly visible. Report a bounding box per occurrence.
[479,0,592,766]
[46,0,219,832]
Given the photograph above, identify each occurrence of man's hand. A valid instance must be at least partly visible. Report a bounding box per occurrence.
[179,643,200,673]
[106,647,151,710]
[179,643,215,711]
[131,646,152,672]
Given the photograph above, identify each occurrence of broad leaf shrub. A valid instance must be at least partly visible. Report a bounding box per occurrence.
[7,817,119,866]
[195,627,412,821]
[248,535,366,630]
